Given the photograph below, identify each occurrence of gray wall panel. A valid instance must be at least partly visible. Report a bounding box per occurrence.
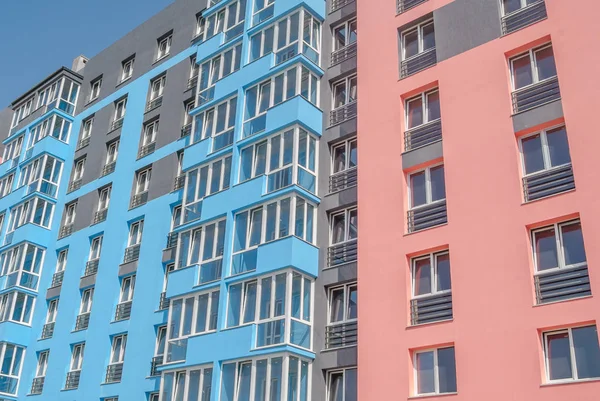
[73,190,98,232]
[402,140,443,170]
[512,99,563,133]
[147,153,178,202]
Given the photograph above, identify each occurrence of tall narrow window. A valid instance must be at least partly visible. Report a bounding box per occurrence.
[157,34,172,60]
[121,57,135,82]
[544,325,600,382]
[109,334,127,365]
[81,117,93,140]
[35,351,49,379]
[142,120,159,147]
[128,220,144,247]
[90,77,102,102]
[330,138,357,192]
[114,98,127,122]
[414,346,457,395]
[330,208,358,245]
[150,76,166,101]
[411,251,452,325]
[135,168,151,195]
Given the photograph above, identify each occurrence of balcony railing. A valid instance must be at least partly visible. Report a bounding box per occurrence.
[327,239,358,267]
[138,142,156,158]
[411,292,453,325]
[41,322,55,339]
[67,179,82,193]
[130,191,148,209]
[404,119,442,151]
[123,244,141,263]
[331,0,354,12]
[535,265,590,304]
[105,363,123,383]
[75,313,90,331]
[92,208,108,225]
[331,42,357,66]
[181,123,192,138]
[30,377,45,394]
[101,161,116,177]
[173,174,185,191]
[146,96,163,112]
[512,76,560,114]
[65,371,81,390]
[159,291,170,310]
[166,232,178,249]
[397,0,427,13]
[51,271,64,288]
[400,48,437,78]
[502,1,547,35]
[76,136,90,150]
[325,321,357,349]
[111,118,124,131]
[58,224,73,239]
[407,200,447,233]
[84,259,99,277]
[187,75,198,91]
[150,356,163,376]
[329,168,358,193]
[330,101,357,126]
[115,301,133,321]
[523,164,574,202]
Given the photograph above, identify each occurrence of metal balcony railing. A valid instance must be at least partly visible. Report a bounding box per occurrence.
[173,174,185,191]
[331,0,354,12]
[407,200,447,233]
[84,259,99,276]
[166,232,178,249]
[181,123,192,138]
[65,371,81,390]
[397,0,427,13]
[327,239,358,267]
[159,291,170,310]
[76,136,90,150]
[101,161,116,177]
[512,76,560,114]
[67,179,82,193]
[58,224,73,239]
[123,244,141,263]
[130,191,149,209]
[75,313,90,331]
[502,1,547,35]
[535,265,591,304]
[111,118,124,131]
[331,42,357,66]
[146,97,163,111]
[330,101,357,126]
[51,271,64,288]
[400,48,437,78]
[150,356,163,376]
[115,301,133,321]
[105,363,123,383]
[92,208,108,225]
[411,292,453,325]
[523,164,574,202]
[325,321,357,349]
[41,322,55,339]
[30,377,45,394]
[329,168,358,193]
[404,119,442,151]
[187,75,198,91]
[138,142,156,158]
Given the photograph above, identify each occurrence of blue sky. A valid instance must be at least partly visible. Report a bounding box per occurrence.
[0,0,174,108]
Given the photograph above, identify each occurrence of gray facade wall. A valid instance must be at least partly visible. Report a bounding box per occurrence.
[0,108,11,154]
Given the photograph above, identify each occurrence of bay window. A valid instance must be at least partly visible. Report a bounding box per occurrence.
[197,44,242,105]
[7,197,54,232]
[413,346,457,396]
[192,95,237,151]
[543,325,600,382]
[0,242,44,291]
[161,366,213,401]
[28,114,71,145]
[19,155,62,198]
[0,343,25,396]
[183,155,232,222]
[3,136,23,162]
[0,291,35,325]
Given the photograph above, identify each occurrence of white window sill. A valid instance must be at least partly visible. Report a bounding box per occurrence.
[541,377,600,387]
[409,392,457,399]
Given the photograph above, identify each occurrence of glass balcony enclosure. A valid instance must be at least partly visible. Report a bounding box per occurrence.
[0,242,45,291]
[18,155,63,198]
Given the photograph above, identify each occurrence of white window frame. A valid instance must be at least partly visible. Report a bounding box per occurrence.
[46,299,58,324]
[98,186,111,211]
[405,89,440,130]
[135,168,152,195]
[150,75,166,100]
[114,98,127,122]
[159,365,213,401]
[128,220,144,247]
[413,346,456,396]
[89,236,103,261]
[0,342,25,395]
[106,140,119,165]
[157,35,172,60]
[90,78,102,101]
[155,325,167,357]
[0,174,14,197]
[70,343,85,372]
[81,117,93,139]
[531,219,586,275]
[64,202,77,226]
[142,120,159,146]
[35,351,49,378]
[326,367,357,401]
[109,334,127,365]
[121,58,134,82]
[80,288,94,315]
[329,207,357,245]
[509,43,555,91]
[56,249,68,273]
[331,74,357,109]
[3,136,23,161]
[0,291,36,325]
[411,251,451,299]
[407,163,445,209]
[119,275,136,304]
[73,158,86,182]
[175,218,226,270]
[330,138,357,176]
[166,287,220,346]
[192,95,237,144]
[543,325,600,383]
[500,0,541,16]
[401,19,435,61]
[518,124,570,177]
[327,282,357,325]
[332,18,357,51]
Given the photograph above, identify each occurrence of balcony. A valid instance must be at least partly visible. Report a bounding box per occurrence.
[173,174,185,191]
[123,244,141,263]
[84,259,99,277]
[502,1,547,35]
[150,356,163,376]
[75,313,90,331]
[523,164,574,202]
[146,97,163,112]
[67,179,82,193]
[197,86,215,108]
[92,208,108,225]
[331,42,357,66]
[253,3,274,25]
[51,271,64,287]
[181,123,192,138]
[41,322,55,339]
[327,239,358,267]
[115,301,133,321]
[105,363,123,383]
[410,292,453,325]
[65,371,80,390]
[166,232,178,249]
[400,48,437,78]
[330,101,357,127]
[407,200,447,233]
[535,265,591,304]
[130,191,148,209]
[58,224,73,239]
[404,119,442,151]
[187,75,198,91]
[159,291,170,310]
[76,136,90,150]
[329,168,358,193]
[512,76,560,114]
[138,142,156,158]
[110,118,124,132]
[325,321,357,349]
[30,377,44,394]
[101,161,116,177]
[397,0,427,13]
[331,0,354,12]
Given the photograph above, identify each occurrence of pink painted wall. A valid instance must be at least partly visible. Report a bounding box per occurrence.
[357,0,600,399]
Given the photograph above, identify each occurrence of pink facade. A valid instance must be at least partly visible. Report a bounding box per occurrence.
[357,0,600,399]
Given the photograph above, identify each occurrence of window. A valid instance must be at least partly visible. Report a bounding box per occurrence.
[0,343,25,395]
[401,20,435,60]
[35,351,49,378]
[28,115,71,145]
[412,251,451,298]
[70,343,85,372]
[121,57,135,82]
[56,249,68,272]
[128,220,144,248]
[184,156,232,209]
[333,18,357,51]
[149,393,159,401]
[119,276,136,304]
[0,174,14,197]
[80,288,94,315]
[510,44,556,90]
[89,236,103,261]
[405,89,441,130]
[98,186,111,211]
[110,334,127,365]
[0,291,36,324]
[150,75,166,101]
[11,98,34,127]
[175,219,226,282]
[161,366,213,401]
[253,0,274,24]
[408,164,446,209]
[414,346,457,395]
[81,116,93,140]
[0,242,45,291]
[197,44,243,103]
[90,77,102,101]
[501,0,542,15]
[520,125,571,176]
[195,13,205,38]
[532,220,586,273]
[332,75,357,109]
[106,140,120,165]
[331,138,357,175]
[184,101,195,126]
[46,299,58,324]
[544,325,600,382]
[142,120,159,147]
[157,34,172,60]
[135,168,151,195]
[3,136,23,161]
[37,81,59,109]
[330,208,357,245]
[327,367,357,401]
[192,95,237,150]
[64,202,77,226]
[155,325,167,357]
[328,283,357,325]
[7,197,54,231]
[114,98,127,122]
[18,154,62,197]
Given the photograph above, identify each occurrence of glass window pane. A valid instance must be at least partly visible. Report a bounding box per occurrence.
[196,294,208,333]
[546,127,571,167]
[407,97,423,129]
[333,144,346,173]
[331,213,346,244]
[255,142,267,176]
[329,288,344,322]
[535,228,559,271]
[430,165,446,202]
[349,141,357,168]
[249,209,263,246]
[422,23,435,51]
[410,171,426,207]
[502,0,521,14]
[438,347,457,393]
[512,55,533,89]
[521,134,545,174]
[286,68,297,99]
[561,222,587,266]
[416,351,435,394]
[279,199,290,237]
[274,74,284,105]
[255,359,268,401]
[347,286,357,320]
[270,135,281,171]
[436,253,451,291]
[328,372,343,401]
[288,357,299,401]
[403,29,419,59]
[333,25,346,51]
[238,363,252,401]
[348,209,358,240]
[227,284,242,327]
[259,277,271,319]
[266,202,277,242]
[264,27,274,54]
[243,282,257,323]
[274,273,286,316]
[414,258,432,296]
[547,332,573,380]
[535,46,557,81]
[270,357,283,401]
[427,91,441,122]
[345,368,358,401]
[572,326,600,379]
